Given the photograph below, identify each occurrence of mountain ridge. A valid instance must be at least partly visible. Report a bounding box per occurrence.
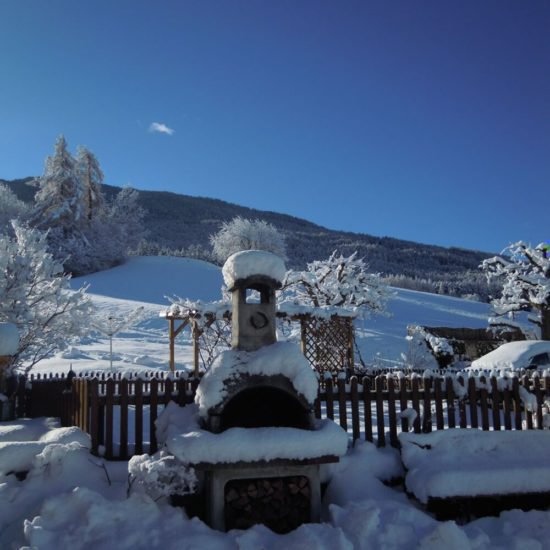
[2,177,493,298]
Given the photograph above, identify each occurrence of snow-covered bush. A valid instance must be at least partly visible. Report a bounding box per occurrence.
[403,326,462,370]
[482,241,550,340]
[0,222,92,371]
[209,216,287,263]
[128,451,197,501]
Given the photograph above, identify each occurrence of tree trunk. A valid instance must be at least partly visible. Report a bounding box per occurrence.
[541,308,550,341]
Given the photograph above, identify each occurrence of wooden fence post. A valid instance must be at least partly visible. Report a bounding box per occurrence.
[363,376,373,443]
[375,376,386,447]
[387,377,398,447]
[337,376,347,431]
[350,376,360,443]
[422,376,432,433]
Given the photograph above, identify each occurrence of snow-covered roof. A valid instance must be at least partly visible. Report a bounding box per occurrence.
[0,322,19,356]
[469,340,550,371]
[222,250,286,289]
[157,402,348,465]
[195,341,319,418]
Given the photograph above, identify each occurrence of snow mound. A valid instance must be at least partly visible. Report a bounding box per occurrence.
[222,250,286,289]
[0,425,91,475]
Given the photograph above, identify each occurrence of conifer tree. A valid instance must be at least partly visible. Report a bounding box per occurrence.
[76,146,105,222]
[31,135,85,235]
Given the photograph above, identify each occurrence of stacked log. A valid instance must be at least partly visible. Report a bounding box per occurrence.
[224,476,310,533]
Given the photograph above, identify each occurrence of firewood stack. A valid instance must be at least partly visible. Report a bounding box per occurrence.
[224,476,311,533]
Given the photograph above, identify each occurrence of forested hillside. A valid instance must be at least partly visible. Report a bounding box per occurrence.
[2,177,494,299]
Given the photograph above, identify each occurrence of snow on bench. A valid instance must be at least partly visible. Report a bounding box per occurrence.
[399,429,550,518]
[0,418,91,475]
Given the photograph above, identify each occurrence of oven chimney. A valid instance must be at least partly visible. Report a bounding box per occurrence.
[223,251,286,352]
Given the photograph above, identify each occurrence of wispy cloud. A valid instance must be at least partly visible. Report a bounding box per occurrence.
[149,122,175,135]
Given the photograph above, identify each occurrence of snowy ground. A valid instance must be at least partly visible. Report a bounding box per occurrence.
[4,256,550,549]
[2,418,550,549]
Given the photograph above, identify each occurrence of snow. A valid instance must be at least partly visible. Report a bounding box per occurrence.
[222,250,286,289]
[400,429,550,503]
[20,255,493,377]
[0,425,91,474]
[158,402,348,464]
[195,342,319,417]
[469,340,550,372]
[0,322,19,356]
[3,255,550,548]
[2,420,550,548]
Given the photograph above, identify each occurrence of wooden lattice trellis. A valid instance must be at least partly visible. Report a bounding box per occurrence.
[299,315,354,378]
[165,310,354,377]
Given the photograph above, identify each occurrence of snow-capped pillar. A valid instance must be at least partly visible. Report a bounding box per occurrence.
[222,251,286,352]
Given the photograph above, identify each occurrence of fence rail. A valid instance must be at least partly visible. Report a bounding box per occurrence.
[11,372,550,460]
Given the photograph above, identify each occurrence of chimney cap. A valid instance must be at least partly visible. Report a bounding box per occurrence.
[222,250,286,291]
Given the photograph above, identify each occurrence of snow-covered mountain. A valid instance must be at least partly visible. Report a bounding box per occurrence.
[2,177,492,298]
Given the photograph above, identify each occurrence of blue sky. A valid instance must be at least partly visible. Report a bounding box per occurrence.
[1,1,548,254]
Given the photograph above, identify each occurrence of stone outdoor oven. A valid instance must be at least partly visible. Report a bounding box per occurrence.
[179,251,348,534]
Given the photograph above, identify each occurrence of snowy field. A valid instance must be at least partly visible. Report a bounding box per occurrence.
[32,255,491,376]
[3,256,550,549]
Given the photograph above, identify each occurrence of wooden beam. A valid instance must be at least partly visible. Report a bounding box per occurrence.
[168,318,190,373]
[192,320,201,377]
[169,318,175,372]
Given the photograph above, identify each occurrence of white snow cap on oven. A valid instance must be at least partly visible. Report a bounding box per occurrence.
[195,342,318,418]
[222,250,286,289]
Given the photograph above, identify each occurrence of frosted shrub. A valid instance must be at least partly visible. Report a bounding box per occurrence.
[128,451,198,500]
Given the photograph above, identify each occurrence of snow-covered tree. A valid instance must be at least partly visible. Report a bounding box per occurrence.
[283,251,392,317]
[481,241,550,340]
[0,183,29,233]
[31,135,85,235]
[0,222,92,371]
[75,146,105,222]
[90,306,145,369]
[30,137,146,275]
[210,216,286,263]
